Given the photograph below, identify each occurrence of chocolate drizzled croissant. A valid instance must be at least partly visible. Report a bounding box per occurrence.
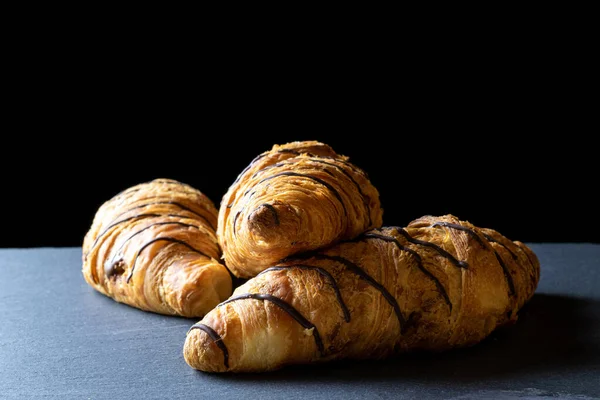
[82,179,231,317]
[184,215,539,372]
[218,141,383,278]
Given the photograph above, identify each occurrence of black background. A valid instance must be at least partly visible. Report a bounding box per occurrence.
[2,38,597,247]
[3,127,597,247]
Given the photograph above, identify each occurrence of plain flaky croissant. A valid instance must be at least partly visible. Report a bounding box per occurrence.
[184,215,540,372]
[218,141,383,278]
[82,179,232,317]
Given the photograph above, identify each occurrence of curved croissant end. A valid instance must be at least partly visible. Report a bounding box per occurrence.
[82,179,232,317]
[218,141,383,278]
[184,215,539,372]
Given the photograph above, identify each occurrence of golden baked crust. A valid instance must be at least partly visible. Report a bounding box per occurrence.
[184,215,539,372]
[82,179,232,317]
[218,141,383,278]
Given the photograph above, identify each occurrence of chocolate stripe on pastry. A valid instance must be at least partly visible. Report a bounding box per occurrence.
[251,158,372,227]
[514,241,536,268]
[86,213,196,257]
[220,293,324,354]
[256,172,347,216]
[230,148,305,189]
[393,227,468,269]
[231,153,269,187]
[108,221,212,268]
[491,250,516,296]
[430,223,516,296]
[308,158,371,226]
[291,253,407,332]
[277,149,301,155]
[233,211,241,235]
[481,233,519,260]
[112,201,215,230]
[126,237,210,283]
[431,222,486,246]
[362,233,452,310]
[258,265,350,322]
[188,323,229,369]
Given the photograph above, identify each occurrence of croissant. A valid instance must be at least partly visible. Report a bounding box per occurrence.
[218,140,383,278]
[82,179,232,317]
[184,215,540,372]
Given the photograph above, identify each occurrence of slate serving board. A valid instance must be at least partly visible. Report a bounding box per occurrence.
[1,245,599,399]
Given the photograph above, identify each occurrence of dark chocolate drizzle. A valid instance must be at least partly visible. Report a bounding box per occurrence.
[230,148,302,190]
[311,154,370,180]
[250,158,372,227]
[293,253,406,331]
[277,149,301,155]
[481,233,518,260]
[393,227,469,269]
[228,149,370,224]
[515,242,535,268]
[513,242,537,285]
[231,153,269,186]
[361,233,452,310]
[220,293,324,354]
[126,237,210,283]
[429,223,516,297]
[332,158,368,179]
[258,264,350,322]
[107,221,208,275]
[112,201,215,230]
[88,213,161,254]
[308,158,372,226]
[250,161,323,180]
[431,222,486,247]
[246,157,297,176]
[242,187,256,199]
[188,323,229,369]
[227,149,304,203]
[491,249,516,296]
[256,172,347,216]
[233,211,241,235]
[86,213,195,257]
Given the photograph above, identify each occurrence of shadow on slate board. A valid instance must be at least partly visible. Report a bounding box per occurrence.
[199,294,599,383]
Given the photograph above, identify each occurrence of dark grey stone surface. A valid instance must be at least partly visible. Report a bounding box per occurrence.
[1,245,599,399]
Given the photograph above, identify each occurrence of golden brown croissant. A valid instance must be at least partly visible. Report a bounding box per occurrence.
[82,179,232,317]
[184,215,539,372]
[218,141,383,278]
